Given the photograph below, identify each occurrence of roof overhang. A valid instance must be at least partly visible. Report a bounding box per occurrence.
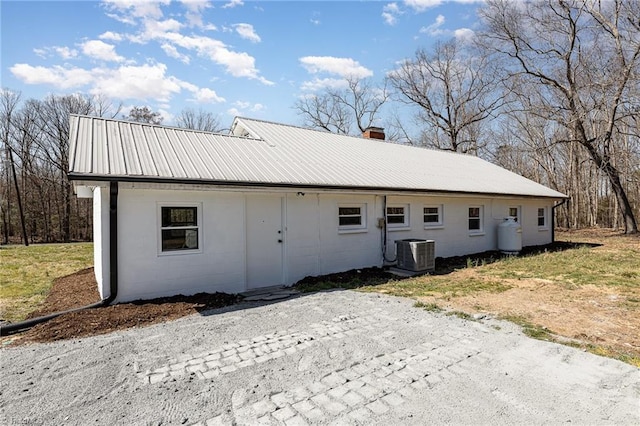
[68,173,569,200]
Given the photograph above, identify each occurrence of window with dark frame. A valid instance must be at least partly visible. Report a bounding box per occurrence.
[538,207,546,227]
[424,206,441,225]
[338,207,362,227]
[468,207,481,231]
[161,206,199,251]
[386,206,407,226]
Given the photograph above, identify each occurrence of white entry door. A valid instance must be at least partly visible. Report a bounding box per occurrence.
[246,195,284,289]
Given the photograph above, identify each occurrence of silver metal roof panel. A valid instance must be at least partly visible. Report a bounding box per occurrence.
[68,115,567,199]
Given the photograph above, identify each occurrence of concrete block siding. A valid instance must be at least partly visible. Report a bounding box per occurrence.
[92,185,554,302]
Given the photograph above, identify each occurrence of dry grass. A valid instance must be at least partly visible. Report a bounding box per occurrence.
[371,229,640,366]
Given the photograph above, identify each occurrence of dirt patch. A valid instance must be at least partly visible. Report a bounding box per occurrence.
[423,280,639,358]
[417,229,640,360]
[4,268,239,345]
[26,268,101,319]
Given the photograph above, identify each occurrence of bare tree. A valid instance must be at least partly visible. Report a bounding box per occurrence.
[93,94,123,119]
[175,107,222,132]
[479,0,639,233]
[294,76,388,135]
[124,106,163,124]
[31,94,94,241]
[387,38,504,154]
[0,89,28,245]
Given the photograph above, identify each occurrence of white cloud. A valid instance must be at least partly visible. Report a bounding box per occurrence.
[419,14,446,36]
[99,0,271,85]
[99,31,124,41]
[161,43,190,63]
[81,40,125,62]
[300,78,349,92]
[10,64,94,89]
[54,46,79,59]
[179,0,210,12]
[227,101,264,117]
[382,3,402,26]
[161,32,273,84]
[32,46,78,59]
[90,63,182,102]
[310,19,321,25]
[11,62,209,104]
[157,108,174,123]
[299,56,373,79]
[102,0,170,22]
[182,0,212,28]
[404,0,442,12]
[454,28,475,40]
[193,87,225,103]
[222,0,243,9]
[234,23,261,43]
[142,18,183,39]
[33,48,47,58]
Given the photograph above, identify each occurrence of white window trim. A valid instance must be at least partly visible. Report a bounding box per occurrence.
[468,205,484,235]
[387,204,410,231]
[537,206,549,231]
[338,203,367,233]
[423,204,444,229]
[158,202,203,256]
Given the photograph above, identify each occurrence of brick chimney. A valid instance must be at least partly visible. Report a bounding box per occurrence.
[363,127,385,140]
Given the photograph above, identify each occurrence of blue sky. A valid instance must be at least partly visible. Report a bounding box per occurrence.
[1,0,483,127]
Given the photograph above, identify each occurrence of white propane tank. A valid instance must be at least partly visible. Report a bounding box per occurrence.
[498,217,522,254]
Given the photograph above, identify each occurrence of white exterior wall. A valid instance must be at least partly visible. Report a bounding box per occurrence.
[93,186,110,299]
[89,185,556,302]
[384,196,554,259]
[116,189,246,302]
[284,193,381,284]
[113,189,383,302]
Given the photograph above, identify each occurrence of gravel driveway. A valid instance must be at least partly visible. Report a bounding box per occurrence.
[1,290,638,425]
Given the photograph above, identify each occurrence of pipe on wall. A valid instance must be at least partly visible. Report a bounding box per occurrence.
[0,182,120,337]
[551,198,568,243]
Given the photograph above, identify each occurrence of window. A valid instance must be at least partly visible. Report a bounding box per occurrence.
[424,205,443,227]
[387,204,409,228]
[538,207,547,228]
[468,206,483,233]
[160,206,200,252]
[509,206,520,222]
[338,205,366,231]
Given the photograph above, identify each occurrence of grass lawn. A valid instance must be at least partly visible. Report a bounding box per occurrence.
[0,243,93,322]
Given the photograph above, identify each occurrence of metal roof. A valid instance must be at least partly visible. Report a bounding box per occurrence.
[68,115,567,199]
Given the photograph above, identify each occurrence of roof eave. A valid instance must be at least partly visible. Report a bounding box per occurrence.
[68,173,568,200]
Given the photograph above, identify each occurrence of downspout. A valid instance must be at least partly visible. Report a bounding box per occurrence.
[551,198,568,243]
[381,195,396,264]
[106,181,119,304]
[0,182,119,336]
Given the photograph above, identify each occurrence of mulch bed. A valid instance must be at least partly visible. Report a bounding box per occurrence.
[10,268,240,344]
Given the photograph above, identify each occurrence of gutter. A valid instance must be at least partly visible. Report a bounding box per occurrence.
[0,182,119,337]
[551,198,568,243]
[68,173,567,201]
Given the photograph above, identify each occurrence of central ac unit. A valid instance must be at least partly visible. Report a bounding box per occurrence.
[396,239,435,272]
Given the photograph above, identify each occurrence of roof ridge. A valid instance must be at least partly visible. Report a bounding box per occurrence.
[235,116,483,158]
[69,114,261,142]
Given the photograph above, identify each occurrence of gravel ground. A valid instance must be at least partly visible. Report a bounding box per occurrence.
[1,290,638,425]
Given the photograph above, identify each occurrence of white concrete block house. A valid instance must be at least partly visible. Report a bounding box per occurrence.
[68,115,567,302]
